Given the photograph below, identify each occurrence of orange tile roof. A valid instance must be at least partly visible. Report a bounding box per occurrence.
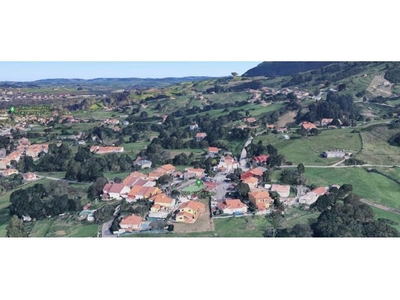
[249,190,271,200]
[120,214,142,226]
[196,132,207,138]
[301,122,317,130]
[179,200,205,212]
[151,193,173,204]
[249,168,264,176]
[208,147,219,153]
[161,164,175,172]
[224,199,247,209]
[312,187,328,196]
[243,176,258,184]
[128,186,143,197]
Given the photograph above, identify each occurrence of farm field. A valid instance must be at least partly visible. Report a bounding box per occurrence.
[305,168,400,209]
[254,128,362,166]
[28,215,98,237]
[373,167,400,182]
[356,125,400,165]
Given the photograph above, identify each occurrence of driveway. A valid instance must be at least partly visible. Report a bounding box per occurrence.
[101,219,116,238]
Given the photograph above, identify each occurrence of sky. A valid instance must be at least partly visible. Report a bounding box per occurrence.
[0,61,261,82]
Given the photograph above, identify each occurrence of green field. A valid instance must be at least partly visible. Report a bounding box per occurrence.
[254,128,362,166]
[371,207,400,232]
[305,168,400,209]
[373,167,400,182]
[121,141,150,154]
[356,125,400,165]
[28,216,98,237]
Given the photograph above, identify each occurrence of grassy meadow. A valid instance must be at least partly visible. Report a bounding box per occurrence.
[254,128,362,166]
[305,168,400,209]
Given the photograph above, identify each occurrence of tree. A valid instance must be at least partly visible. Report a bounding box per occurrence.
[297,163,305,175]
[291,223,313,237]
[236,182,250,199]
[6,215,28,237]
[87,177,108,200]
[310,128,319,136]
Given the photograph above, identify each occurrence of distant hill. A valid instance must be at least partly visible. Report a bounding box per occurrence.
[242,62,336,77]
[0,76,215,90]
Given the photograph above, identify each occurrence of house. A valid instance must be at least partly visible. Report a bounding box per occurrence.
[253,155,269,165]
[241,167,264,181]
[150,193,175,210]
[122,171,150,188]
[175,201,206,223]
[196,132,207,141]
[217,155,239,173]
[300,121,317,131]
[22,172,38,181]
[320,118,334,126]
[242,176,258,189]
[148,164,176,179]
[267,124,276,130]
[18,137,31,146]
[189,123,199,131]
[276,127,288,133]
[133,159,153,169]
[0,158,10,170]
[127,186,161,202]
[243,117,257,123]
[7,151,22,162]
[184,168,205,179]
[102,183,130,200]
[1,168,19,177]
[270,184,291,198]
[208,147,220,157]
[299,187,328,205]
[248,189,273,210]
[322,150,346,158]
[161,115,169,123]
[90,146,124,154]
[119,214,143,232]
[217,199,248,215]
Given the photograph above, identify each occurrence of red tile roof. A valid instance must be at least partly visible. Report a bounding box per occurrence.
[109,183,125,194]
[120,214,142,226]
[196,132,207,138]
[301,121,317,130]
[312,187,328,196]
[218,199,247,210]
[208,147,219,153]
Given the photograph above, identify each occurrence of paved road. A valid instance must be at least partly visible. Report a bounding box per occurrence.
[101,219,116,238]
[239,136,253,171]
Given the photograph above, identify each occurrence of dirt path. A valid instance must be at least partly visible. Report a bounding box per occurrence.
[360,198,400,215]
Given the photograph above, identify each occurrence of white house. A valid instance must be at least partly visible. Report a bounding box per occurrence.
[299,187,328,205]
[102,183,130,200]
[133,159,152,169]
[270,184,291,198]
[322,150,346,158]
